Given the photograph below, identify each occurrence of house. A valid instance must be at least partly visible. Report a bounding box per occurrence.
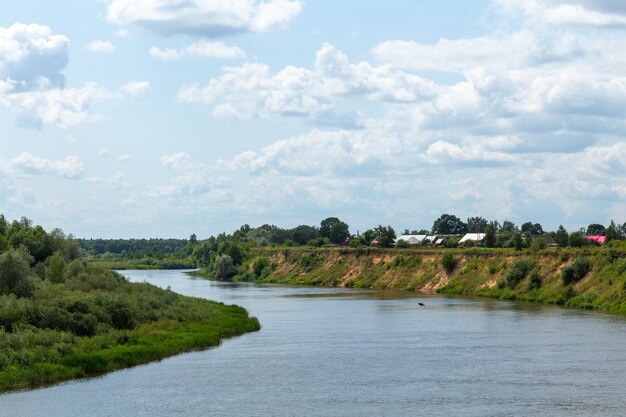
[459,233,485,244]
[394,234,428,246]
[585,235,607,245]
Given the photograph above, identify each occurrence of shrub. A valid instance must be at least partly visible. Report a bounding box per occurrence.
[396,239,409,249]
[530,238,547,253]
[252,257,270,278]
[562,256,592,285]
[528,270,541,290]
[505,259,533,288]
[441,252,458,273]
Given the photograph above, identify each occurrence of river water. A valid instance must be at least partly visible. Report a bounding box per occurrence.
[2,269,626,416]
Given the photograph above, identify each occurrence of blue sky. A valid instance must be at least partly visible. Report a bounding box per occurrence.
[1,0,625,238]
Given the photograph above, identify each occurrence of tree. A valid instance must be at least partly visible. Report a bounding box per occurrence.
[320,217,341,239]
[521,222,543,235]
[431,214,467,235]
[291,225,319,245]
[328,221,350,244]
[501,220,518,233]
[467,216,489,233]
[227,245,243,266]
[374,225,396,248]
[605,220,623,242]
[513,232,524,251]
[0,249,34,298]
[213,254,235,279]
[484,224,496,248]
[554,225,569,247]
[46,252,66,284]
[569,231,589,247]
[361,229,376,245]
[586,223,605,236]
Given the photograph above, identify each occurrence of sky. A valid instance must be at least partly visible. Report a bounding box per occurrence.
[1,0,625,238]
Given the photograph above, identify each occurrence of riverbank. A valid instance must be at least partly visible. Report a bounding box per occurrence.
[0,266,259,392]
[240,246,626,314]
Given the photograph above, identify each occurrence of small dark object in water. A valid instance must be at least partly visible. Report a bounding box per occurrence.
[418,302,425,307]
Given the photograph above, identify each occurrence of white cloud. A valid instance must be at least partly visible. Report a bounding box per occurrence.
[119,81,152,97]
[117,155,131,164]
[0,82,112,129]
[107,0,303,36]
[178,43,435,127]
[161,152,192,169]
[87,40,116,53]
[150,41,246,61]
[87,172,130,188]
[0,23,69,91]
[494,0,626,28]
[4,153,85,179]
[149,46,182,61]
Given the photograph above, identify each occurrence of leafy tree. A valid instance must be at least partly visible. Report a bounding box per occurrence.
[46,252,66,284]
[521,222,543,235]
[501,220,518,233]
[227,245,243,266]
[320,217,342,239]
[467,216,489,233]
[484,224,496,248]
[586,223,605,236]
[213,254,235,279]
[513,232,524,251]
[605,220,623,242]
[328,221,350,244]
[0,249,34,298]
[569,231,589,247]
[554,225,569,247]
[431,214,467,235]
[360,229,376,245]
[291,225,319,245]
[374,225,396,248]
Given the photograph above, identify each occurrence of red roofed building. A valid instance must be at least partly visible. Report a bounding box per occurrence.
[585,235,607,245]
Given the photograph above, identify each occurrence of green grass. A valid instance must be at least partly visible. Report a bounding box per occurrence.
[0,266,259,392]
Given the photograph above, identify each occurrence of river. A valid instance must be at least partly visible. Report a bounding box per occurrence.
[2,269,626,416]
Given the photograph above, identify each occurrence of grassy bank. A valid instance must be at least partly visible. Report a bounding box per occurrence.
[236,245,626,313]
[85,256,196,270]
[0,264,259,392]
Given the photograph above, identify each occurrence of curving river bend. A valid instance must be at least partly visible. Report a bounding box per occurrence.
[2,269,626,416]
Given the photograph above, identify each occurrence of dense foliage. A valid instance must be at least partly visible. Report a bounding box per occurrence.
[0,216,259,391]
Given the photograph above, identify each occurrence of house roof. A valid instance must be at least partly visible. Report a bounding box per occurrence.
[585,235,607,244]
[395,235,440,245]
[459,233,486,243]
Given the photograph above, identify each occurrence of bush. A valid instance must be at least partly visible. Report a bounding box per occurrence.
[562,256,592,285]
[528,270,541,290]
[505,259,533,288]
[441,252,458,273]
[213,254,235,280]
[252,257,270,278]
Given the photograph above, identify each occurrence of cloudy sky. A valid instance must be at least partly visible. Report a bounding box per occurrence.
[1,0,625,238]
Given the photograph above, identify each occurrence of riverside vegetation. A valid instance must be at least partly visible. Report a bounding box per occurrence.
[182,216,626,314]
[0,216,259,392]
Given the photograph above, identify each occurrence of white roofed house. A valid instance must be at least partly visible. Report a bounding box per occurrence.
[459,233,486,245]
[394,235,428,246]
[394,234,444,247]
